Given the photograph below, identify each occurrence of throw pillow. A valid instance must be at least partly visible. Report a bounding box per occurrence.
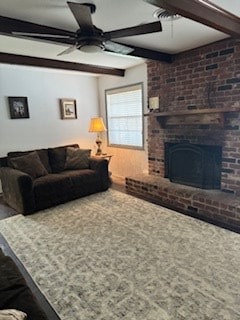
[48,144,79,173]
[0,309,27,320]
[8,149,51,173]
[9,151,48,179]
[65,147,91,170]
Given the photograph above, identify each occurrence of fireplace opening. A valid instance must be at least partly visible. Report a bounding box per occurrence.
[165,143,222,189]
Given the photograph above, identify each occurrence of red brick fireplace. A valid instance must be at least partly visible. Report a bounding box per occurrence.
[126,38,240,232]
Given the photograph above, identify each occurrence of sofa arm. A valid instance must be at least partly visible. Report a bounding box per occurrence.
[0,167,35,214]
[89,158,110,189]
[0,248,53,320]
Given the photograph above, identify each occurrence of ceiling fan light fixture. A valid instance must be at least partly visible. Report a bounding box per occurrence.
[79,40,104,53]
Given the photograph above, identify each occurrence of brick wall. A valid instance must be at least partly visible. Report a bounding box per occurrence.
[147,38,240,195]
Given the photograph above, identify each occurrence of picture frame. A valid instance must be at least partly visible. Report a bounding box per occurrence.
[8,96,29,119]
[60,99,77,119]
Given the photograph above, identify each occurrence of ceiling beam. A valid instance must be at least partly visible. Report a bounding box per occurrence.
[106,42,173,63]
[0,52,125,76]
[144,0,240,38]
[128,44,173,63]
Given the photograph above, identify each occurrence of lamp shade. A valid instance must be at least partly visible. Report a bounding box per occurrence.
[88,117,107,132]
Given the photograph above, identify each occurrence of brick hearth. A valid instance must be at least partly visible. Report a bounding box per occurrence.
[126,38,240,231]
[126,174,240,232]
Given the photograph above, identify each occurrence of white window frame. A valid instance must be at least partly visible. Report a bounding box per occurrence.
[105,83,144,150]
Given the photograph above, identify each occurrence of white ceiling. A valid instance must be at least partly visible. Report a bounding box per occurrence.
[0,0,239,70]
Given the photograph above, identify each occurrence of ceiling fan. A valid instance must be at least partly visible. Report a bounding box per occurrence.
[5,1,162,57]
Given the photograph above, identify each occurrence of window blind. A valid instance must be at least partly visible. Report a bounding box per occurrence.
[106,83,143,148]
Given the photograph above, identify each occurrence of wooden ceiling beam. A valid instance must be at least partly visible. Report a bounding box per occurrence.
[115,42,173,63]
[0,52,125,76]
[144,0,240,38]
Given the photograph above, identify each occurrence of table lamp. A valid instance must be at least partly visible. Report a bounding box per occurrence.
[88,117,107,155]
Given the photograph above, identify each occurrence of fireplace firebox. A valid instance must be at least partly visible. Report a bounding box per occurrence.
[165,143,222,189]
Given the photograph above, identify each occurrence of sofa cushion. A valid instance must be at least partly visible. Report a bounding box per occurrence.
[60,169,96,185]
[64,147,91,170]
[9,152,48,179]
[59,169,102,196]
[33,173,73,210]
[7,149,52,173]
[48,144,79,173]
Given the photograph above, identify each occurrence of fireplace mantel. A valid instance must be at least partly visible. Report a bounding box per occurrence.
[145,107,240,126]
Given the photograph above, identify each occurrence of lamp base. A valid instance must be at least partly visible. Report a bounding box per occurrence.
[95,139,102,155]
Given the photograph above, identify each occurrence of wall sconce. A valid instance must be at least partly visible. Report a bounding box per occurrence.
[88,117,107,155]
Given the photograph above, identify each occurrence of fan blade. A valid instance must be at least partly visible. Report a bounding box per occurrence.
[104,41,134,55]
[0,15,74,37]
[104,21,162,39]
[57,45,77,56]
[67,2,94,35]
[12,32,73,39]
[0,15,75,46]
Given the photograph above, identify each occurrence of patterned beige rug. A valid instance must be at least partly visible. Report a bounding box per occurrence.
[0,189,240,320]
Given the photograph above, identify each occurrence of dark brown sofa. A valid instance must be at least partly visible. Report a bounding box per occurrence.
[0,144,109,215]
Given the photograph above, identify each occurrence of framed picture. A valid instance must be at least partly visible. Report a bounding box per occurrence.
[8,96,29,119]
[60,99,77,119]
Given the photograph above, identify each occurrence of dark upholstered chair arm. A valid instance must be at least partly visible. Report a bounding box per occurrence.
[89,157,108,171]
[0,167,35,214]
[89,158,109,189]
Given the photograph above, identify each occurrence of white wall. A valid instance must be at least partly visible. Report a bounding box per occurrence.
[0,62,148,193]
[0,64,100,156]
[0,64,100,193]
[98,63,148,179]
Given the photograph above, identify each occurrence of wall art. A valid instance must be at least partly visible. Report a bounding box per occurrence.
[60,99,77,119]
[8,96,29,119]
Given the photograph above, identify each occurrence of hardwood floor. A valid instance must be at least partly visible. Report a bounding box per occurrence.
[111,175,126,193]
[0,176,126,220]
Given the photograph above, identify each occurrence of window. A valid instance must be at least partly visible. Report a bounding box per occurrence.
[105,83,144,149]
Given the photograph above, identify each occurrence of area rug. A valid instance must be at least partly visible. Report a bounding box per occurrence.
[0,190,240,320]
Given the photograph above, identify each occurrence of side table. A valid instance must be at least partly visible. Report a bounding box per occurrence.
[97,154,113,163]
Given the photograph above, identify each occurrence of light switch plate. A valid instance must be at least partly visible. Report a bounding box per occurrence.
[149,96,159,110]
